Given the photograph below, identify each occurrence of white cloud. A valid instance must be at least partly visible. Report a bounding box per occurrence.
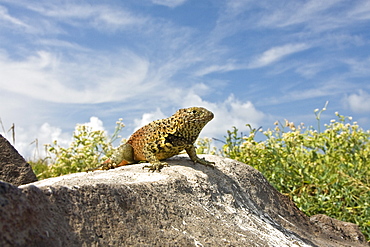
[39,123,64,143]
[346,90,370,113]
[133,108,167,131]
[248,43,310,68]
[150,0,188,8]
[0,49,150,104]
[204,94,265,138]
[80,117,105,131]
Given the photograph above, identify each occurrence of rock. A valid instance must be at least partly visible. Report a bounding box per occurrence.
[310,214,367,244]
[0,155,367,247]
[0,134,37,186]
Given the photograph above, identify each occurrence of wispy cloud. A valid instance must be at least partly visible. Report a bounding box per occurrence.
[252,0,370,34]
[194,61,245,76]
[248,43,311,68]
[261,0,342,28]
[294,62,327,78]
[0,5,32,30]
[37,39,90,51]
[219,0,370,35]
[150,0,188,8]
[343,57,370,77]
[31,3,146,31]
[1,1,146,34]
[346,1,370,21]
[258,80,353,106]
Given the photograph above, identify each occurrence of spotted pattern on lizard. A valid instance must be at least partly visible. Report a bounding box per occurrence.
[93,107,215,172]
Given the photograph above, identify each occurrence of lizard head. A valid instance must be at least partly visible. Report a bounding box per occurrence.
[174,107,214,124]
[169,107,214,142]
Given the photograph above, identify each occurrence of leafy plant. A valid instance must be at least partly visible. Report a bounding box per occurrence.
[218,107,370,240]
[32,119,125,179]
[196,137,217,155]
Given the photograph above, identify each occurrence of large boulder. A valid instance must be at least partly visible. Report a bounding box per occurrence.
[0,155,367,246]
[0,134,37,186]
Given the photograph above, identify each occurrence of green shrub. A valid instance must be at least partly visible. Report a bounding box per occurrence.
[196,137,217,155]
[31,119,125,179]
[28,158,54,180]
[220,108,370,240]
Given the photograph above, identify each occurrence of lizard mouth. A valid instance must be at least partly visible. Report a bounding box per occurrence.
[207,111,214,120]
[200,111,214,122]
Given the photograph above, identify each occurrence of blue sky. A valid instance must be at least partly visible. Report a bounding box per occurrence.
[1,0,370,158]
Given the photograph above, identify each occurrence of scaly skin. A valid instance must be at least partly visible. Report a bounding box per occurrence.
[92,107,215,172]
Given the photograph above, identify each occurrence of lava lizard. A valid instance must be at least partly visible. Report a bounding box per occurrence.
[91,107,215,172]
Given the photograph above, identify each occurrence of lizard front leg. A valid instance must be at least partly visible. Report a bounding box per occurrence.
[142,145,169,172]
[186,145,215,168]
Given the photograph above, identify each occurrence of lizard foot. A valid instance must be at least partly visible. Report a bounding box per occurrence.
[194,157,215,169]
[142,162,169,172]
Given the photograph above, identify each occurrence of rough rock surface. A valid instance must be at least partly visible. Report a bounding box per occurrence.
[0,134,37,186]
[0,155,367,247]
